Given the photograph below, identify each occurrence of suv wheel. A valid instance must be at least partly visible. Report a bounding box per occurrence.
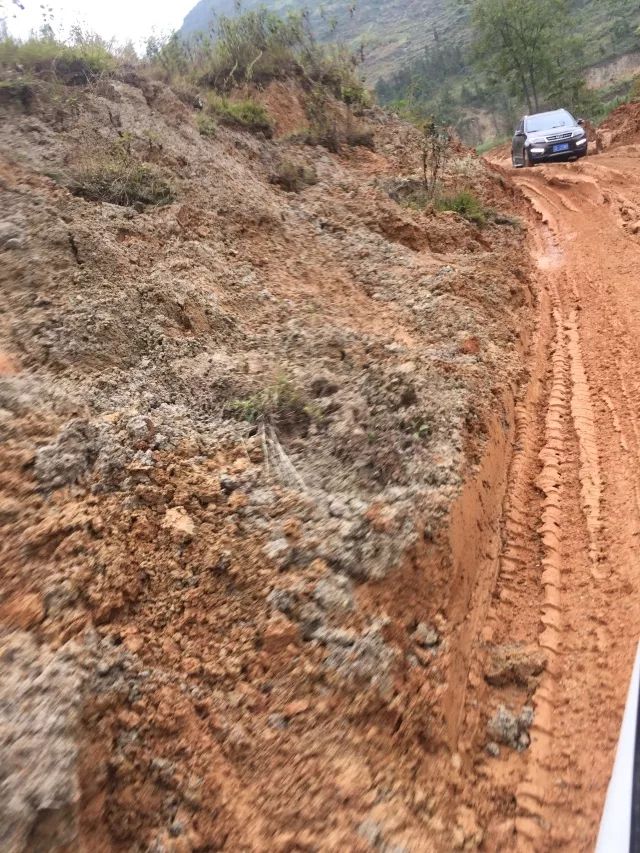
[524,148,534,167]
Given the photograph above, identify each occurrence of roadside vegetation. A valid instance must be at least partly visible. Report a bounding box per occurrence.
[0,21,131,83]
[436,190,488,226]
[0,8,518,223]
[145,9,370,151]
[227,376,320,434]
[144,9,368,108]
[269,158,318,192]
[67,148,175,208]
[202,92,274,136]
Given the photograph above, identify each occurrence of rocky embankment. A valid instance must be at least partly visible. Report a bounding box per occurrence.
[0,71,532,850]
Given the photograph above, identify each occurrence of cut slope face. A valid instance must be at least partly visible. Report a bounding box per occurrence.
[0,72,533,849]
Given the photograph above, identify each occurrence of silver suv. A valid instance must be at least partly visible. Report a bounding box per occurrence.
[512,109,588,167]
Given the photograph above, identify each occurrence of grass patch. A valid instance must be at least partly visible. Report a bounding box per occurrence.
[197,113,217,137]
[204,93,273,137]
[269,159,317,192]
[0,76,38,107]
[436,190,488,225]
[227,377,319,432]
[67,151,175,208]
[401,191,430,211]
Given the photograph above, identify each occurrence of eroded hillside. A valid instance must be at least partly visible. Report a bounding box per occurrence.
[0,69,534,850]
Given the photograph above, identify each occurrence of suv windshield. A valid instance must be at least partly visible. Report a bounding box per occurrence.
[525,110,575,133]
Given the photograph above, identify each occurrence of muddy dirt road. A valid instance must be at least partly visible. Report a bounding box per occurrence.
[480,144,640,849]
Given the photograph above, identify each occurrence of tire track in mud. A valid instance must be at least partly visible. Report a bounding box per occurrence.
[510,191,611,848]
[565,309,603,576]
[456,241,551,764]
[515,285,567,848]
[465,150,640,849]
[488,256,606,848]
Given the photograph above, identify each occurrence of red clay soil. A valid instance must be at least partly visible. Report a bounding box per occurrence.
[3,71,640,852]
[0,73,534,852]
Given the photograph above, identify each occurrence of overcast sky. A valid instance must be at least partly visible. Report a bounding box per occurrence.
[6,0,199,46]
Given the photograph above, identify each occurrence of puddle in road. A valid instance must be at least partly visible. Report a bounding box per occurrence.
[534,224,565,272]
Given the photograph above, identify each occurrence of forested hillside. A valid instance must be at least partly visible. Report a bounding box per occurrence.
[376,0,640,142]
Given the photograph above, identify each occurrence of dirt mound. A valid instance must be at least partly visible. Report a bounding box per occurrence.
[0,71,532,850]
[597,98,640,150]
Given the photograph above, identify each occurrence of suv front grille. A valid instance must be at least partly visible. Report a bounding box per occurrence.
[546,132,572,142]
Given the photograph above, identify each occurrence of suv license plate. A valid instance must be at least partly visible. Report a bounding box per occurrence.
[553,143,570,152]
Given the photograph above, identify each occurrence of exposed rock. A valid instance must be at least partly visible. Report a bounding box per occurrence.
[161,506,196,540]
[313,574,354,615]
[413,622,440,648]
[323,621,397,697]
[219,474,238,494]
[126,414,155,442]
[487,704,534,751]
[484,643,546,687]
[34,419,99,489]
[485,741,500,758]
[282,699,310,717]
[358,818,383,846]
[262,614,299,653]
[264,537,293,568]
[0,633,83,852]
[0,221,22,248]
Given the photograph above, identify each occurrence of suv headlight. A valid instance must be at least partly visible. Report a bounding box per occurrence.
[572,129,585,138]
[531,137,546,144]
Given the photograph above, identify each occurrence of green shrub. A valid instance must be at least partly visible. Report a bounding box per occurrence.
[340,83,371,108]
[204,93,273,136]
[201,9,308,88]
[302,86,341,151]
[228,377,318,431]
[145,32,194,82]
[345,125,375,149]
[0,77,37,107]
[269,159,317,192]
[0,32,115,83]
[197,113,217,137]
[67,152,175,207]
[436,190,487,225]
[146,9,369,107]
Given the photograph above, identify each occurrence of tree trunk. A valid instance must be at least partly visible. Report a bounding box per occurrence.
[528,69,540,112]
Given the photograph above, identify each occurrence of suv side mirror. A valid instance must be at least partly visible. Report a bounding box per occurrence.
[577,118,585,126]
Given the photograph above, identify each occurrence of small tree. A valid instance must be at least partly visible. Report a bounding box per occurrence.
[471,0,579,115]
[420,117,450,199]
